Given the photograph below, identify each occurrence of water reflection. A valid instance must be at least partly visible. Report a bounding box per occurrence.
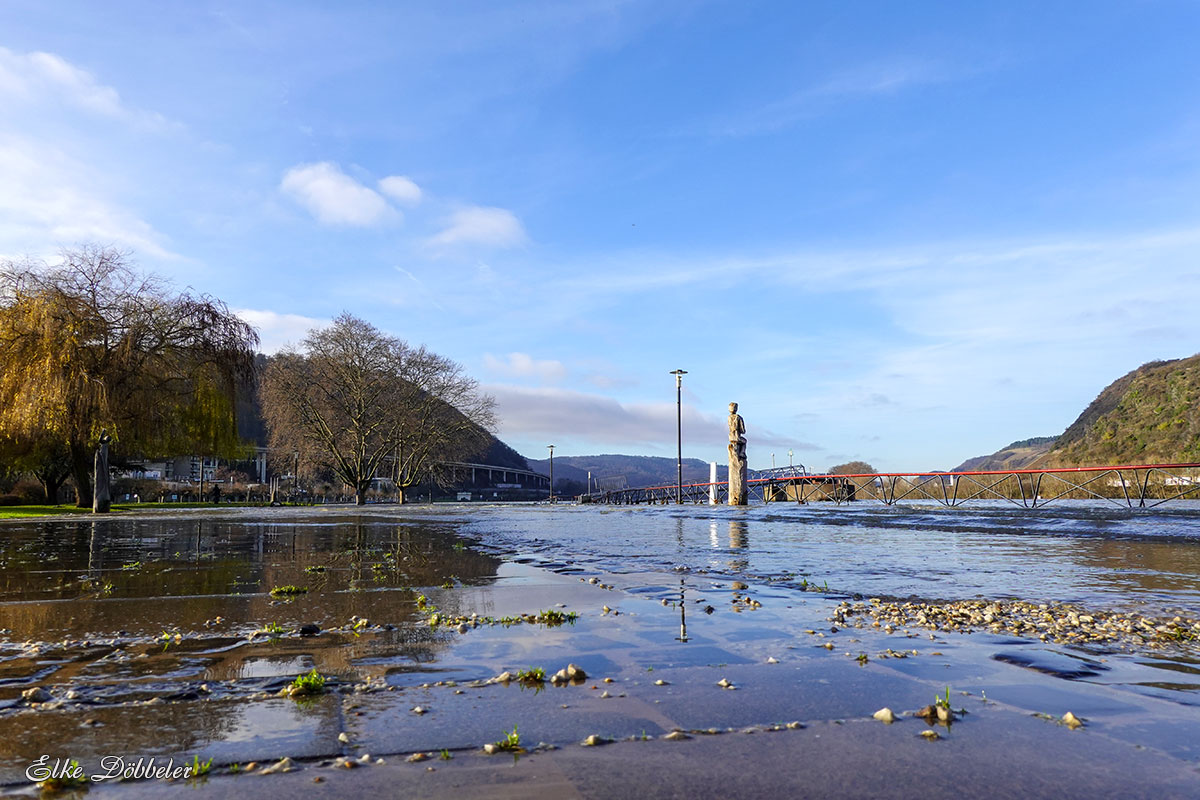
[0,513,503,700]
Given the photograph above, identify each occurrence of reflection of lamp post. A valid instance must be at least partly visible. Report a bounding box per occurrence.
[669,369,687,504]
[789,449,793,470]
[547,444,555,503]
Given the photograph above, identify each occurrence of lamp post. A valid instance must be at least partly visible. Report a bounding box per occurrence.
[669,370,687,504]
[547,444,555,503]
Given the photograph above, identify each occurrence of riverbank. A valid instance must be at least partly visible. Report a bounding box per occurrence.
[0,504,1197,797]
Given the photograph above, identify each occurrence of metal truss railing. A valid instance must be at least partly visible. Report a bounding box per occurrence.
[590,463,1200,510]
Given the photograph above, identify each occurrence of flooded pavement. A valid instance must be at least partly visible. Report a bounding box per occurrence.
[0,502,1198,797]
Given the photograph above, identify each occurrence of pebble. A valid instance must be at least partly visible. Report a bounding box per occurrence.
[482,743,499,755]
[21,687,51,703]
[766,657,779,664]
[920,730,940,740]
[663,730,691,740]
[338,732,351,743]
[412,706,427,715]
[582,734,610,746]
[259,757,294,774]
[654,679,670,686]
[873,708,896,724]
[407,752,430,763]
[834,597,1200,650]
[1063,711,1083,729]
[716,678,735,689]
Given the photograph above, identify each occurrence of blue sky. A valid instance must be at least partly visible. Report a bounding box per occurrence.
[2,1,1199,472]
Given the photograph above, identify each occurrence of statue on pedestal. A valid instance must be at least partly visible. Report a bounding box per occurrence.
[728,402,747,505]
[93,430,112,514]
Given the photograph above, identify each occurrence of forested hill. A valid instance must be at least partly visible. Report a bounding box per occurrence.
[525,454,728,488]
[1046,353,1200,466]
[953,353,1200,470]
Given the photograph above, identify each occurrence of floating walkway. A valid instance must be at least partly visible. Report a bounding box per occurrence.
[589,463,1200,510]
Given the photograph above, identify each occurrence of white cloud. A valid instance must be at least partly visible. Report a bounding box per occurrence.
[488,384,818,459]
[280,162,395,226]
[234,308,328,354]
[429,206,527,249]
[483,352,567,383]
[487,384,725,447]
[378,175,422,206]
[0,46,173,130]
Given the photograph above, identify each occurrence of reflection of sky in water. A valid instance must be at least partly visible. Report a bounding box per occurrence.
[462,501,1200,617]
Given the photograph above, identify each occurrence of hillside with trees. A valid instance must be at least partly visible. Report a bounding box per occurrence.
[954,354,1200,471]
[1045,354,1200,466]
[951,437,1057,472]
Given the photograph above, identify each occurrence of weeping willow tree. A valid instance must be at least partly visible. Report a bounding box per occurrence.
[261,313,495,505]
[0,245,259,508]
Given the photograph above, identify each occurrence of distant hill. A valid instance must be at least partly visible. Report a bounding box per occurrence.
[526,454,728,490]
[952,436,1056,472]
[1046,354,1200,465]
[953,353,1200,470]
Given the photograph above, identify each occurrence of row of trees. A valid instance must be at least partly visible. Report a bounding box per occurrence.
[0,246,495,509]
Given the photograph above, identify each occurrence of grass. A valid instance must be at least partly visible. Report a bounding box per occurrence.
[36,759,88,791]
[269,585,308,597]
[935,686,952,710]
[289,669,326,696]
[0,502,268,519]
[515,666,545,685]
[260,621,289,636]
[303,565,327,575]
[494,725,521,752]
[188,755,213,777]
[439,749,452,761]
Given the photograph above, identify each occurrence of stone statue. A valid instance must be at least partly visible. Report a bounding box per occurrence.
[728,402,747,505]
[93,430,112,513]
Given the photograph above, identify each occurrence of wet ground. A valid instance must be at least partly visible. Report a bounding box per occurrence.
[0,502,1198,798]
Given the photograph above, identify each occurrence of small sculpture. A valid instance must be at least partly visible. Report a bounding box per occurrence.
[93,430,112,513]
[728,403,747,505]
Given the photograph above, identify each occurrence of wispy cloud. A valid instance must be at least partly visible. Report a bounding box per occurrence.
[0,134,175,259]
[483,352,567,383]
[704,59,948,138]
[0,46,175,131]
[429,206,527,249]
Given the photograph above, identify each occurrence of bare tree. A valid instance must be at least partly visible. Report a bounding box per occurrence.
[0,245,259,507]
[261,313,495,505]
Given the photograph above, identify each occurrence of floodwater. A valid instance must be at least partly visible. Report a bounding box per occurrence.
[1,501,1199,790]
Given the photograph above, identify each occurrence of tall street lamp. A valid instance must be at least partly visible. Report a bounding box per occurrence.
[547,444,555,503]
[669,369,687,504]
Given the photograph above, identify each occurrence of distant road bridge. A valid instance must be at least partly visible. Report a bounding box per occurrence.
[590,463,1200,510]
